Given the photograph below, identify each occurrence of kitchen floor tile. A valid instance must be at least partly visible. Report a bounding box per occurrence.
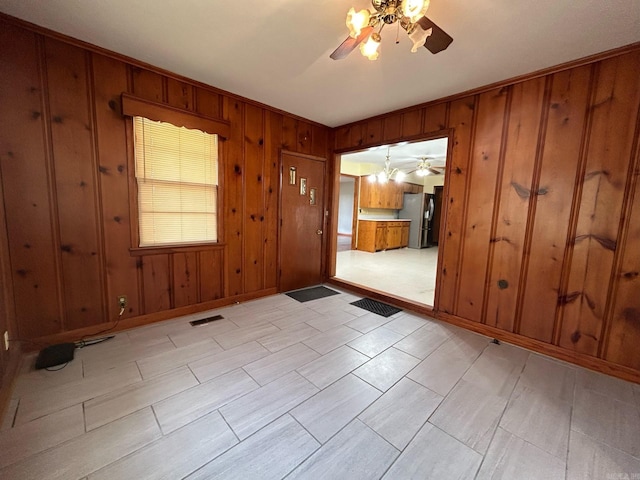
[296,345,369,390]
[347,327,404,358]
[353,347,420,391]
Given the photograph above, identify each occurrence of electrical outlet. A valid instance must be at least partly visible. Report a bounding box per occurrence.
[3,331,8,351]
[117,295,128,309]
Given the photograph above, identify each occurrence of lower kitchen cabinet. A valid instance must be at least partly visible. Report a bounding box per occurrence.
[357,220,410,253]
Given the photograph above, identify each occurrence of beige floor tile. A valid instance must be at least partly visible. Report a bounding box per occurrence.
[407,334,486,396]
[88,411,238,480]
[347,327,404,358]
[353,347,420,391]
[220,371,318,440]
[500,383,571,459]
[136,338,222,379]
[345,312,394,334]
[84,366,198,431]
[80,337,176,376]
[302,325,362,355]
[213,322,280,350]
[153,369,259,434]
[243,343,319,386]
[359,377,443,450]
[0,404,84,469]
[567,430,640,480]
[188,341,270,383]
[288,419,399,479]
[384,313,428,336]
[383,422,482,480]
[15,363,142,425]
[519,353,576,403]
[271,310,322,329]
[305,309,358,332]
[185,414,319,480]
[297,345,369,389]
[572,387,640,457]
[576,368,637,405]
[169,319,239,348]
[429,379,508,454]
[394,323,450,359]
[0,397,18,431]
[477,428,566,480]
[290,374,381,443]
[227,307,286,329]
[461,343,527,398]
[0,408,161,480]
[12,359,84,398]
[257,322,321,352]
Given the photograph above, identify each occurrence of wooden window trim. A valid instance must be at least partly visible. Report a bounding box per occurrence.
[122,95,227,253]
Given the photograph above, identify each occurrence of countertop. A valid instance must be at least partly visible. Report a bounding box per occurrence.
[358,219,411,222]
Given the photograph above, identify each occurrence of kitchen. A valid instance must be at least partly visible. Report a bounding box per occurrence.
[334,138,447,306]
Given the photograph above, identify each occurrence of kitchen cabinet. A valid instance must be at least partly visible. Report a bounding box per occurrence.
[357,220,411,252]
[359,179,422,209]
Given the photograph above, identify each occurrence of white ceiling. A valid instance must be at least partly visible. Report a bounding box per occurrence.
[342,137,448,169]
[1,0,639,127]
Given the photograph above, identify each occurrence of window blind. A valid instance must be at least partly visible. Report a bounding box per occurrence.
[134,117,218,247]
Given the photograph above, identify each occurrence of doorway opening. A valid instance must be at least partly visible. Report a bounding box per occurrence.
[332,136,449,307]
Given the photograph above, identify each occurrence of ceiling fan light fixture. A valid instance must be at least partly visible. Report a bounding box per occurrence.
[409,26,432,52]
[395,170,406,182]
[402,0,430,22]
[346,8,371,38]
[360,32,381,60]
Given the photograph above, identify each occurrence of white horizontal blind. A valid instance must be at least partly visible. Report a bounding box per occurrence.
[134,117,218,246]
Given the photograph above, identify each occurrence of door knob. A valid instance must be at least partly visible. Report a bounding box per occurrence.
[316,229,323,235]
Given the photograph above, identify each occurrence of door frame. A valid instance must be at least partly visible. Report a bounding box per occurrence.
[277,150,328,292]
[327,130,455,311]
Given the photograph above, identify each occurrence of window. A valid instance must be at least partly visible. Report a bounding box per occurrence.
[134,117,218,247]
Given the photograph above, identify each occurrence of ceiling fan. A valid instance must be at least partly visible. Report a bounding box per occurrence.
[330,0,453,61]
[410,156,445,176]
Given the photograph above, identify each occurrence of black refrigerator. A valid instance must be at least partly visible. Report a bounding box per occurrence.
[398,193,435,249]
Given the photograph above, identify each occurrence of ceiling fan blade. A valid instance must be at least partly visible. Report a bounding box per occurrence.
[416,16,453,54]
[330,26,374,60]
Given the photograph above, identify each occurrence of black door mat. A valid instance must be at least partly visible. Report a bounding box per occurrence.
[286,286,340,303]
[350,298,402,317]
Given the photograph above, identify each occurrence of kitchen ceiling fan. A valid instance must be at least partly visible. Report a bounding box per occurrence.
[410,156,445,176]
[330,0,453,61]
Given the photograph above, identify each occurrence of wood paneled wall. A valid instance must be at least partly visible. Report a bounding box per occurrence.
[0,17,330,342]
[334,47,640,376]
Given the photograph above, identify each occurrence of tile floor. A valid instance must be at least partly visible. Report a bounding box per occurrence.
[1,288,640,479]
[335,247,439,306]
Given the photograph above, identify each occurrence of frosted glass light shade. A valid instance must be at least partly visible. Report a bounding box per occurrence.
[346,8,371,38]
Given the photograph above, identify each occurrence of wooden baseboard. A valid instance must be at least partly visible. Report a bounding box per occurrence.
[0,346,22,426]
[27,288,277,351]
[436,312,640,384]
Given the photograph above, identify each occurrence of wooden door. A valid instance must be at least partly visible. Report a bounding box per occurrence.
[280,153,325,292]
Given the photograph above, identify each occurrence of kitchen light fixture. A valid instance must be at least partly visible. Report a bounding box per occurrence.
[415,157,441,176]
[345,0,432,60]
[369,147,405,183]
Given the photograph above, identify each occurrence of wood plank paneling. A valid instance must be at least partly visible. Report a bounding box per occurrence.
[438,97,475,314]
[91,53,141,319]
[166,78,193,110]
[142,254,171,314]
[485,78,546,331]
[130,67,163,102]
[172,252,198,308]
[264,112,283,289]
[558,52,640,355]
[311,124,328,158]
[605,151,640,369]
[365,119,383,145]
[195,89,221,119]
[383,114,402,142]
[349,123,365,148]
[456,87,509,322]
[282,116,298,151]
[243,104,265,293]
[423,103,448,133]
[297,121,312,155]
[402,109,423,137]
[44,38,105,331]
[518,65,593,342]
[198,250,223,302]
[224,98,245,297]
[0,25,61,338]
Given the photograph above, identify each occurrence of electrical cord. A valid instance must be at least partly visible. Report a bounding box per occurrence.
[75,306,125,349]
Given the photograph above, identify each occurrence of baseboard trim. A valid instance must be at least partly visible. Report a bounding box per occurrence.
[27,288,278,351]
[436,312,640,384]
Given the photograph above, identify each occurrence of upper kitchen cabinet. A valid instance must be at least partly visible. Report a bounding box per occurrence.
[359,178,422,209]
